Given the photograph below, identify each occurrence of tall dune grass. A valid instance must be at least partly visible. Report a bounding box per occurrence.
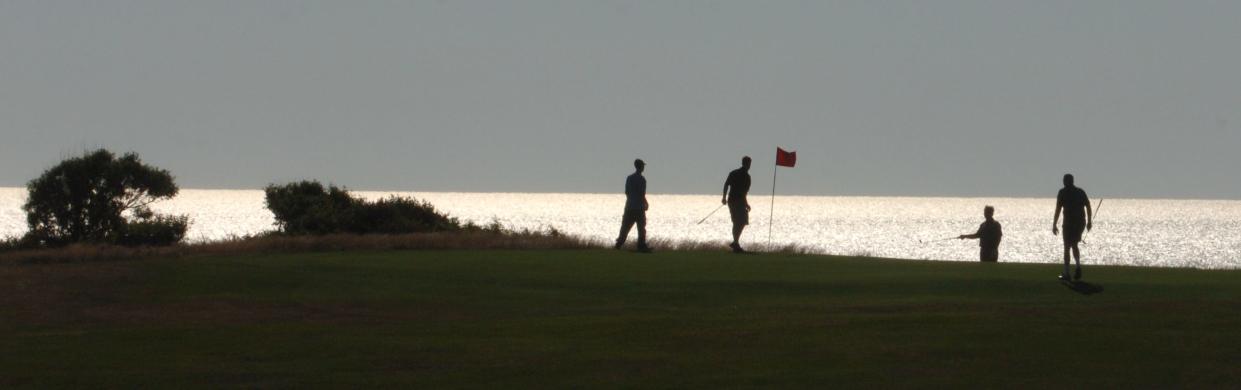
[1,230,813,265]
[0,230,591,265]
[643,237,813,255]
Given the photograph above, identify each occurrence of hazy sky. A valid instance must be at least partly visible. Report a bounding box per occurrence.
[2,1,1239,198]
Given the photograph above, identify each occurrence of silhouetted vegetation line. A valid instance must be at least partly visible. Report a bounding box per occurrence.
[0,230,817,265]
[17,149,187,249]
[0,229,593,265]
[3,250,1239,387]
[265,180,461,235]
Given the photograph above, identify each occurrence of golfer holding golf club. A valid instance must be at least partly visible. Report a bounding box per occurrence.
[958,206,1003,262]
[722,156,752,253]
[1053,173,1093,280]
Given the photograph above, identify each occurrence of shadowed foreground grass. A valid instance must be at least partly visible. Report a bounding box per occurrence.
[2,250,1239,388]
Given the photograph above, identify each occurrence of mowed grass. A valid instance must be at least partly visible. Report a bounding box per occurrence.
[2,250,1239,388]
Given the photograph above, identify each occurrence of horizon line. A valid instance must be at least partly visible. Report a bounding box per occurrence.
[1,185,1237,202]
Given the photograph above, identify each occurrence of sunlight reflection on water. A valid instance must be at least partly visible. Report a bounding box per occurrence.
[2,188,1239,269]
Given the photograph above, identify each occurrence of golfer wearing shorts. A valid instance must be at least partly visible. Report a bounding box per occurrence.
[1053,174,1093,280]
[722,156,752,253]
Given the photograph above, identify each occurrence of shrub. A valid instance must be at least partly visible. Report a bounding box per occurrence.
[0,236,39,252]
[265,181,460,235]
[350,196,459,234]
[264,181,357,235]
[116,214,190,247]
[22,149,188,247]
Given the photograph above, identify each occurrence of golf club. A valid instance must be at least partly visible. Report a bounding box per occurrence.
[918,236,960,244]
[696,204,726,225]
[1082,198,1103,244]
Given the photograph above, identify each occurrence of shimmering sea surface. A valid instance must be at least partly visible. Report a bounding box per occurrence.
[2,187,1239,269]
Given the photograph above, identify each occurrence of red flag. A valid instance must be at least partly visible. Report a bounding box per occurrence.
[776,147,796,167]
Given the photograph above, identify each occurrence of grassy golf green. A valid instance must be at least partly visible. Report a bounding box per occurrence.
[3,249,1239,388]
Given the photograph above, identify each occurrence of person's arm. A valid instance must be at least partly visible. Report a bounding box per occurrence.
[959,224,982,239]
[1052,197,1062,235]
[640,178,649,211]
[745,175,752,211]
[721,175,731,205]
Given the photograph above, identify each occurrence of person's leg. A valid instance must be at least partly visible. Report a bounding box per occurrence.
[1062,244,1072,277]
[1072,243,1083,279]
[731,224,747,253]
[616,210,634,248]
[636,212,647,249]
[1064,223,1084,278]
[728,204,742,247]
[730,203,749,252]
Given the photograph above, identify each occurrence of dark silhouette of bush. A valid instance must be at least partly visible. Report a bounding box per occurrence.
[265,181,459,235]
[350,196,460,234]
[116,213,190,247]
[22,149,188,247]
[264,181,358,235]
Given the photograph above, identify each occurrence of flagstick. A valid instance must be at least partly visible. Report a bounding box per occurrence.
[769,156,777,246]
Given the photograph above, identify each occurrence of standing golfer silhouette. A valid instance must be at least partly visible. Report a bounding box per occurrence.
[959,206,1003,262]
[722,156,752,253]
[615,159,652,252]
[1053,174,1093,280]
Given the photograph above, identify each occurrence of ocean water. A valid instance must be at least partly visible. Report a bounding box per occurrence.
[2,187,1239,269]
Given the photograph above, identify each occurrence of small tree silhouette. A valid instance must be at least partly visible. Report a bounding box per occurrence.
[23,149,186,246]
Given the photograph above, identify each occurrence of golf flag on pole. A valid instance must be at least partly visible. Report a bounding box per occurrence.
[770,146,796,245]
[776,147,797,167]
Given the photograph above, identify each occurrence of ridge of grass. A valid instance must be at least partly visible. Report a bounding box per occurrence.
[3,249,1239,388]
[0,232,815,265]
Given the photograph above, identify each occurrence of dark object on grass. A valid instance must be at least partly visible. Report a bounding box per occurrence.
[730,242,746,253]
[1060,279,1104,295]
